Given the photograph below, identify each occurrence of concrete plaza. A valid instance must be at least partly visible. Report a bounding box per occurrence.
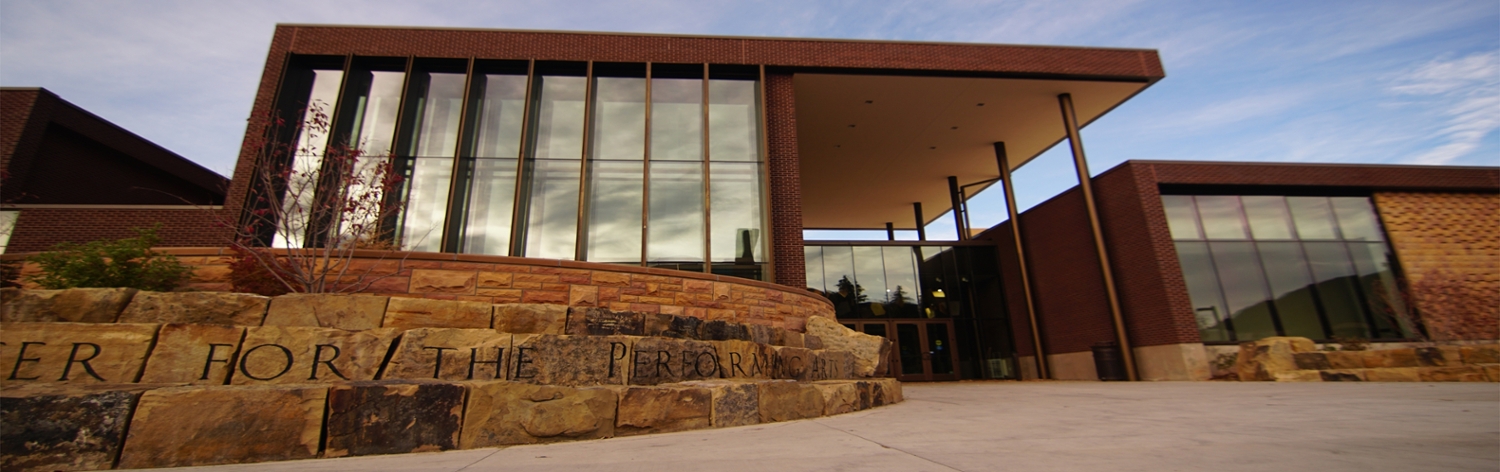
[146,381,1499,471]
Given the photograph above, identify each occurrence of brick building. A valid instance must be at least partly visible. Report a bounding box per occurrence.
[12,25,1494,382]
[0,87,228,253]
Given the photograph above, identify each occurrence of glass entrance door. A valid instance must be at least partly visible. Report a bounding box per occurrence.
[841,319,958,381]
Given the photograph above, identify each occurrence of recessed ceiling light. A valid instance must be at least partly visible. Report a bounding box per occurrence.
[929,146,937,150]
[951,126,959,130]
[848,124,856,128]
[864,100,874,104]
[976,103,985,106]
[835,145,842,148]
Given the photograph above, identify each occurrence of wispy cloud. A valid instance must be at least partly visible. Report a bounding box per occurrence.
[1387,51,1500,165]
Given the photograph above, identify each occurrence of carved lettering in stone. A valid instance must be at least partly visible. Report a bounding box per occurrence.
[139,324,246,385]
[629,337,719,385]
[714,340,772,379]
[0,323,158,386]
[381,328,512,381]
[231,327,398,385]
[566,308,645,336]
[510,335,634,387]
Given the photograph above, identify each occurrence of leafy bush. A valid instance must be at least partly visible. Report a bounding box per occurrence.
[227,246,293,296]
[26,226,192,291]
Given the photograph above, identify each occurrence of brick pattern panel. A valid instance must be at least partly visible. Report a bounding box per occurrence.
[5,208,230,253]
[765,73,804,289]
[1375,192,1500,341]
[1145,161,1499,190]
[1092,164,1202,348]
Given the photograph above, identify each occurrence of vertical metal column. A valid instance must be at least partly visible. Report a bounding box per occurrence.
[885,222,896,241]
[573,61,596,262]
[994,142,1048,380]
[913,202,926,241]
[1057,93,1137,381]
[640,63,653,267]
[947,176,966,240]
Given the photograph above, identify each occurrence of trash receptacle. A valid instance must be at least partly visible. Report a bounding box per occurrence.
[1092,342,1127,381]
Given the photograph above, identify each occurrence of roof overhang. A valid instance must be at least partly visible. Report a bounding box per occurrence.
[796,74,1153,230]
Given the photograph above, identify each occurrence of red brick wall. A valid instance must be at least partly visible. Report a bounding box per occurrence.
[4,207,227,253]
[2,89,48,202]
[765,72,805,289]
[1375,192,1499,341]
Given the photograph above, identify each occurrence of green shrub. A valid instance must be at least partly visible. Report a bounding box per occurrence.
[26,225,193,291]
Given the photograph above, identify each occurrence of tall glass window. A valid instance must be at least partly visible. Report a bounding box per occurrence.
[455,72,527,255]
[273,69,344,249]
[395,71,465,252]
[708,79,765,266]
[520,75,586,259]
[585,76,646,262]
[1164,194,1410,342]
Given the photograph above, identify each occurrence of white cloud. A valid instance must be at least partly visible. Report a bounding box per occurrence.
[1387,51,1500,165]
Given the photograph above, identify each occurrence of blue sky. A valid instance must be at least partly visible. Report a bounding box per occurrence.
[2,1,1496,240]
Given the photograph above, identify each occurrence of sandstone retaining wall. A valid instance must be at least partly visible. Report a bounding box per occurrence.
[1235,336,1499,382]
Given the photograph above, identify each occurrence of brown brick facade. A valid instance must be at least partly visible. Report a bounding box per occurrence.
[4,207,227,253]
[1374,192,1500,341]
[765,72,805,289]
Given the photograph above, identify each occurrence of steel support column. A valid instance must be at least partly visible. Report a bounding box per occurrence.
[994,142,1048,380]
[1058,93,1137,381]
[885,222,896,241]
[947,176,966,240]
[913,202,926,241]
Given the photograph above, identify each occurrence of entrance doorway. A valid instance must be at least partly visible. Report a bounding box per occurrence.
[842,319,960,381]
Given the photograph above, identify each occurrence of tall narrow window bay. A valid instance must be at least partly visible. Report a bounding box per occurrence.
[459,73,527,255]
[522,76,586,259]
[586,77,645,262]
[398,73,465,252]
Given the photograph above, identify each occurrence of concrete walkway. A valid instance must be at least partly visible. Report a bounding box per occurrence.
[144,381,1499,471]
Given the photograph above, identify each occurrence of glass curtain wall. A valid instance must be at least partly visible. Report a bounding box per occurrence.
[267,57,767,280]
[1163,194,1410,342]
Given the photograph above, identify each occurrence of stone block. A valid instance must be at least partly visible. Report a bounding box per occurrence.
[770,346,811,380]
[627,337,720,385]
[680,380,760,428]
[460,382,617,448]
[748,324,782,345]
[1363,367,1421,382]
[1483,365,1500,382]
[804,316,885,377]
[1324,351,1366,370]
[1460,345,1500,365]
[325,380,465,458]
[263,294,388,330]
[0,387,142,472]
[758,380,824,423]
[118,291,269,326]
[116,385,327,468]
[714,339,773,379]
[139,324,246,385]
[1292,352,1331,371]
[382,328,512,381]
[872,378,903,404]
[565,307,645,336]
[0,288,136,323]
[1362,349,1419,368]
[409,269,477,294]
[614,386,712,436]
[511,335,633,386]
[1319,370,1365,382]
[383,297,493,330]
[700,320,750,341]
[1415,347,1450,367]
[0,322,158,386]
[493,303,568,334]
[232,326,400,384]
[810,350,857,380]
[812,381,860,416]
[1417,366,1489,382]
[1234,337,1318,381]
[1273,370,1323,382]
[782,331,805,348]
[804,334,825,350]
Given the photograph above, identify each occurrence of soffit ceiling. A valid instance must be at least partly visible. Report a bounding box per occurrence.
[795,74,1149,229]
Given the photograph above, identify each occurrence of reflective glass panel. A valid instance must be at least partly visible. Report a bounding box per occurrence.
[897,323,923,375]
[709,162,763,262]
[348,71,405,156]
[1176,241,1231,342]
[1209,242,1278,339]
[1257,242,1325,339]
[1242,196,1295,240]
[1303,241,1370,338]
[406,73,465,158]
[274,69,344,249]
[650,78,703,161]
[1288,197,1338,240]
[591,77,645,161]
[469,74,527,158]
[804,246,825,292]
[882,246,921,317]
[397,158,451,252]
[852,247,887,315]
[1161,195,1202,240]
[647,161,703,261]
[522,159,580,259]
[708,79,759,162]
[531,76,587,160]
[1332,197,1384,241]
[460,158,517,255]
[1348,242,1409,338]
[822,246,856,318]
[586,160,643,262]
[863,323,887,337]
[928,323,954,375]
[1195,196,1249,240]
